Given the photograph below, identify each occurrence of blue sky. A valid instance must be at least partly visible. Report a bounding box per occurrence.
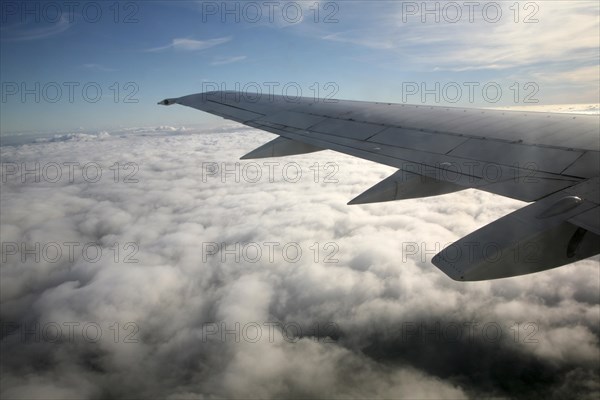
[1,0,599,134]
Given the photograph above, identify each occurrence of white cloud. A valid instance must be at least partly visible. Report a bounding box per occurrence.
[33,131,111,143]
[145,36,231,52]
[211,55,247,66]
[1,125,598,398]
[81,63,116,72]
[490,103,600,114]
[0,17,71,42]
[322,31,395,50]
[322,1,599,77]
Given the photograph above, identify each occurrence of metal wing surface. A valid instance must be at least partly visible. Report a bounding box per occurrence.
[160,91,600,281]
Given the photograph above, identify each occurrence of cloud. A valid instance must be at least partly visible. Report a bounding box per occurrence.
[322,31,395,50]
[1,124,598,399]
[0,17,71,42]
[211,55,247,66]
[191,0,325,28]
[32,131,111,143]
[81,64,116,72]
[321,2,599,76]
[489,103,600,115]
[144,37,231,52]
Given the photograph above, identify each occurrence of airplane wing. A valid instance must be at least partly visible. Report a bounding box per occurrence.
[159,91,600,281]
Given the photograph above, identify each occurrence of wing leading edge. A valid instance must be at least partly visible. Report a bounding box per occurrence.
[160,91,600,280]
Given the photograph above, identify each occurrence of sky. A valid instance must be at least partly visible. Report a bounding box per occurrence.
[1,0,599,134]
[1,1,600,399]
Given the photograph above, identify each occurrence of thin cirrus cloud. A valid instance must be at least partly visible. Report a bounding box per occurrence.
[81,63,117,72]
[211,55,247,66]
[322,31,396,50]
[0,17,71,42]
[144,36,232,52]
[320,2,599,76]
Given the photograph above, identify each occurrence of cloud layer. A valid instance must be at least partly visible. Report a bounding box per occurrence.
[1,125,598,399]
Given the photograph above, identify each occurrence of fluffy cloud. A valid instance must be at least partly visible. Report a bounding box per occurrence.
[1,124,598,399]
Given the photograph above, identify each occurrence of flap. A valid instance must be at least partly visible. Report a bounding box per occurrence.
[240,136,323,159]
[433,181,600,281]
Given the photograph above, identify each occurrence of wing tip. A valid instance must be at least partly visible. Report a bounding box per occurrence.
[158,98,177,106]
[431,253,467,281]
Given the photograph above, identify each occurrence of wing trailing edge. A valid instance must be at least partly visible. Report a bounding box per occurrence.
[160,91,600,280]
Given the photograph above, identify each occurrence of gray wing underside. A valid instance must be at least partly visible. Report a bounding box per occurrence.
[160,91,600,281]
